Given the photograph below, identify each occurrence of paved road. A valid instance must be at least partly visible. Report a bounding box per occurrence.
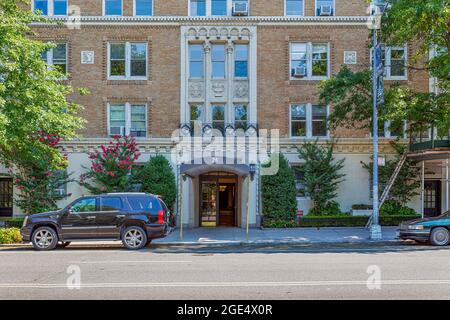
[1,244,450,299]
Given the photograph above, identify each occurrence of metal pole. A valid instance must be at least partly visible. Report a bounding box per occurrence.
[421,161,425,219]
[446,159,449,212]
[370,25,382,240]
[246,176,250,242]
[179,175,183,241]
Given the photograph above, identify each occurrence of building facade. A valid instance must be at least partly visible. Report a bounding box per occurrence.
[1,0,448,227]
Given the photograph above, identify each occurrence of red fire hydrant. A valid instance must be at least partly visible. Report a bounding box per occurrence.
[297,210,304,225]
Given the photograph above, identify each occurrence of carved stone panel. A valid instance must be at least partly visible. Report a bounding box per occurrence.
[210,80,227,99]
[234,81,249,100]
[188,81,204,100]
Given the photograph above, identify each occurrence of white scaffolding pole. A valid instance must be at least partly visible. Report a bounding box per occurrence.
[446,159,449,212]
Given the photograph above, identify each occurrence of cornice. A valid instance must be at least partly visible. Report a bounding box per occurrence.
[31,15,369,26]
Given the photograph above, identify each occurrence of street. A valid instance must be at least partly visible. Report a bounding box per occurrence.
[1,244,450,299]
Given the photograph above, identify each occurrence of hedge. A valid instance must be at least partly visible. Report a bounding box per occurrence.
[0,228,22,244]
[0,217,25,228]
[263,215,421,228]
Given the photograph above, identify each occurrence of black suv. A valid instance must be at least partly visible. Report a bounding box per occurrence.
[20,193,175,251]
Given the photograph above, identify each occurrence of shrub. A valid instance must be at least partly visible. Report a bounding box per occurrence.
[298,140,346,216]
[298,215,421,228]
[132,155,177,210]
[352,204,373,210]
[261,154,298,226]
[0,218,25,228]
[0,228,22,244]
[309,201,344,216]
[380,200,417,216]
[80,136,141,194]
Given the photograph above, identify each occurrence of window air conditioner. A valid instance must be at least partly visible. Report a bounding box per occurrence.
[319,5,333,16]
[233,1,248,16]
[293,66,307,78]
[110,126,125,136]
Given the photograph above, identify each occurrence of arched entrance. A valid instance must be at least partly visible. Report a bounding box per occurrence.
[200,172,238,227]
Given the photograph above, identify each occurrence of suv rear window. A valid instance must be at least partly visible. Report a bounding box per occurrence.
[127,195,161,211]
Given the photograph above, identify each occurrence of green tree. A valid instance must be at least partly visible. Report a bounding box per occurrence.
[298,140,346,216]
[0,0,86,170]
[319,0,450,136]
[261,154,298,226]
[361,142,420,205]
[132,155,177,210]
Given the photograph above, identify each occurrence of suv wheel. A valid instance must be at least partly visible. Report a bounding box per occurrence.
[32,226,58,251]
[122,226,147,250]
[430,227,450,246]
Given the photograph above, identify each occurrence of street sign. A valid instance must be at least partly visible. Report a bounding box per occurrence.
[378,156,386,167]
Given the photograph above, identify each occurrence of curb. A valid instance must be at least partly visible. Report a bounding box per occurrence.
[0,239,403,249]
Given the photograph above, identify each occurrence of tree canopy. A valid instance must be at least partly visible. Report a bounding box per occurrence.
[0,0,85,170]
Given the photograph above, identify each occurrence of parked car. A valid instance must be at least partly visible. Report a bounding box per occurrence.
[20,193,175,251]
[397,211,450,246]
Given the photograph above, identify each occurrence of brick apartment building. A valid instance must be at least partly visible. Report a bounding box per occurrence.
[0,0,448,227]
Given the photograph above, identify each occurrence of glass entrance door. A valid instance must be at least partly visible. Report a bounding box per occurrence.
[0,178,13,217]
[200,182,218,227]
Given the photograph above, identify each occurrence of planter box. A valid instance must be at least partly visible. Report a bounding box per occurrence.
[351,209,373,217]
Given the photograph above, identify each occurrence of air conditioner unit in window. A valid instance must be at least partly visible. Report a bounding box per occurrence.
[233,1,248,16]
[319,5,333,16]
[293,66,307,78]
[110,126,125,136]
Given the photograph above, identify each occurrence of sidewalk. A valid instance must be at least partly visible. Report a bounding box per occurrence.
[0,227,400,248]
[152,226,399,246]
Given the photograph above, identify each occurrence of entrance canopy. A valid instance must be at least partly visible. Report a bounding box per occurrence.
[180,163,250,178]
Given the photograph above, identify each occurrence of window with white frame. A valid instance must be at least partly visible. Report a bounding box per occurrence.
[108,103,147,137]
[290,104,328,138]
[108,42,147,80]
[212,105,225,133]
[211,44,226,78]
[190,104,205,134]
[189,44,204,78]
[52,170,68,197]
[285,0,304,16]
[372,45,408,80]
[290,42,329,79]
[41,43,68,76]
[190,0,207,16]
[33,0,67,16]
[234,104,248,130]
[134,0,152,15]
[316,0,334,16]
[211,0,227,15]
[291,164,307,197]
[234,44,248,78]
[104,0,122,16]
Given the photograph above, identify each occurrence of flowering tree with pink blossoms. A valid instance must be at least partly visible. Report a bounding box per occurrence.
[80,136,141,194]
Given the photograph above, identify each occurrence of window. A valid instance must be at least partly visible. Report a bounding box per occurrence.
[234,44,248,78]
[285,0,304,16]
[33,0,67,16]
[211,44,226,78]
[292,165,307,197]
[71,197,97,213]
[108,42,147,80]
[190,104,204,134]
[134,0,152,16]
[42,43,68,77]
[211,0,227,15]
[52,170,68,197]
[316,0,334,16]
[212,105,225,133]
[100,197,123,211]
[108,103,147,138]
[388,46,407,78]
[190,0,206,16]
[189,44,204,78]
[290,104,307,137]
[311,105,327,136]
[130,105,147,137]
[127,196,159,211]
[234,104,247,130]
[104,0,122,15]
[290,104,328,138]
[290,42,329,79]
